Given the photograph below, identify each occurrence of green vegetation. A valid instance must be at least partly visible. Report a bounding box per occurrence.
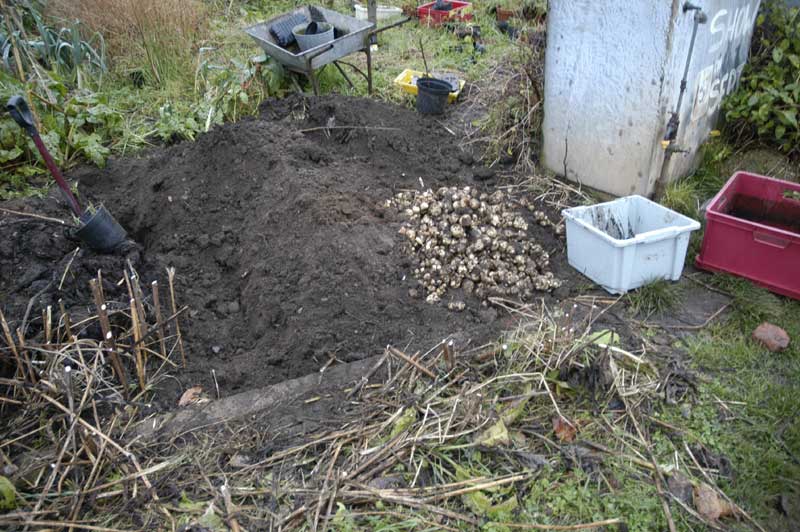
[1,0,797,530]
[631,15,799,513]
[659,276,800,529]
[1,3,106,86]
[0,0,290,198]
[659,130,799,531]
[0,0,531,198]
[626,279,684,317]
[724,0,800,156]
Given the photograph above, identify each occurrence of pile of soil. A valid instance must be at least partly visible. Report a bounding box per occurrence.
[1,94,573,399]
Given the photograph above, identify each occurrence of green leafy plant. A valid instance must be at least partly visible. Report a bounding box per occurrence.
[1,2,106,88]
[662,178,700,219]
[0,71,130,197]
[196,50,285,126]
[724,1,800,155]
[154,102,201,143]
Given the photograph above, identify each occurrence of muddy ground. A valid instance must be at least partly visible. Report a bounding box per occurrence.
[0,95,579,403]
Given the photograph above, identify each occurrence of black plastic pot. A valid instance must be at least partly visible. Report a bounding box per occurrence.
[75,205,127,253]
[416,78,451,115]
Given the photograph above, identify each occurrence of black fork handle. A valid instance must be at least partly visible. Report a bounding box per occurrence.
[7,95,37,136]
[6,95,82,217]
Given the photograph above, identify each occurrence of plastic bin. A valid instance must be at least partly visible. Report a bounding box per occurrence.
[393,69,464,103]
[417,1,473,26]
[292,22,335,52]
[562,195,700,294]
[354,4,403,21]
[696,171,800,300]
[416,77,450,114]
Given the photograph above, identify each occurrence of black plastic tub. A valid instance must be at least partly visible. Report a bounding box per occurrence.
[416,77,451,115]
[75,205,128,253]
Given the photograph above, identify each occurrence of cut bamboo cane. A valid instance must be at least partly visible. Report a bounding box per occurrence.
[15,327,37,383]
[97,269,105,301]
[58,299,72,343]
[44,305,52,347]
[167,267,187,368]
[151,281,167,361]
[129,298,145,392]
[128,267,148,342]
[0,309,24,380]
[443,339,455,370]
[90,279,129,398]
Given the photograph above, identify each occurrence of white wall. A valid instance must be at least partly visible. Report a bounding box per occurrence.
[666,0,761,181]
[543,0,760,197]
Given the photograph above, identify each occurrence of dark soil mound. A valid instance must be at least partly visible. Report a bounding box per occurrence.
[1,95,569,399]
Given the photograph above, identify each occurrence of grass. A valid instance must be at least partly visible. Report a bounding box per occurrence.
[658,287,800,529]
[661,178,700,220]
[655,140,800,530]
[2,1,798,530]
[2,0,530,197]
[47,0,207,90]
[625,279,683,317]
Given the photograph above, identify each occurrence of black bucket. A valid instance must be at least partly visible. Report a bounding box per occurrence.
[75,205,127,253]
[416,78,451,115]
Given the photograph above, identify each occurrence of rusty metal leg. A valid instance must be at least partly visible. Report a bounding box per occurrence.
[366,46,373,95]
[335,60,369,85]
[308,71,321,95]
[333,61,355,90]
[305,56,320,96]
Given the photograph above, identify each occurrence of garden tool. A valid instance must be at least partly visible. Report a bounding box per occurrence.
[7,95,127,252]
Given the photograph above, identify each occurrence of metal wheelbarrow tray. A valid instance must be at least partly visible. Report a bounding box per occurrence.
[245,6,376,94]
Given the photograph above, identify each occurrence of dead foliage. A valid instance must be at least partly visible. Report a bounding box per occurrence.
[0,265,186,530]
[110,300,760,531]
[0,272,764,531]
[464,28,547,173]
[46,0,206,84]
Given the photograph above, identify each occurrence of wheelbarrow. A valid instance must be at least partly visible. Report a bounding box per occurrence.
[245,5,410,95]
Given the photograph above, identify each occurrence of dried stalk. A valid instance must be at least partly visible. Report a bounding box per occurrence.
[387,346,436,379]
[151,281,168,360]
[166,267,186,368]
[0,207,66,224]
[129,298,146,391]
[0,309,25,381]
[15,327,36,383]
[58,247,80,290]
[90,279,129,397]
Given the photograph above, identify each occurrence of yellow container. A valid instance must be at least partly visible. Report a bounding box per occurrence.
[393,69,464,103]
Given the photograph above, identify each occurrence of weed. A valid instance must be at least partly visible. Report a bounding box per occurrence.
[691,139,733,198]
[724,0,800,155]
[662,178,700,220]
[625,279,683,317]
[1,3,107,87]
[474,31,546,170]
[710,275,783,327]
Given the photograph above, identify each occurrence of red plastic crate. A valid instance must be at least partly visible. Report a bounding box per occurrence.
[696,171,800,300]
[417,1,474,27]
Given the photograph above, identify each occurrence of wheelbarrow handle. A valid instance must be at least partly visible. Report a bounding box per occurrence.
[6,95,37,137]
[369,17,412,38]
[304,42,335,61]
